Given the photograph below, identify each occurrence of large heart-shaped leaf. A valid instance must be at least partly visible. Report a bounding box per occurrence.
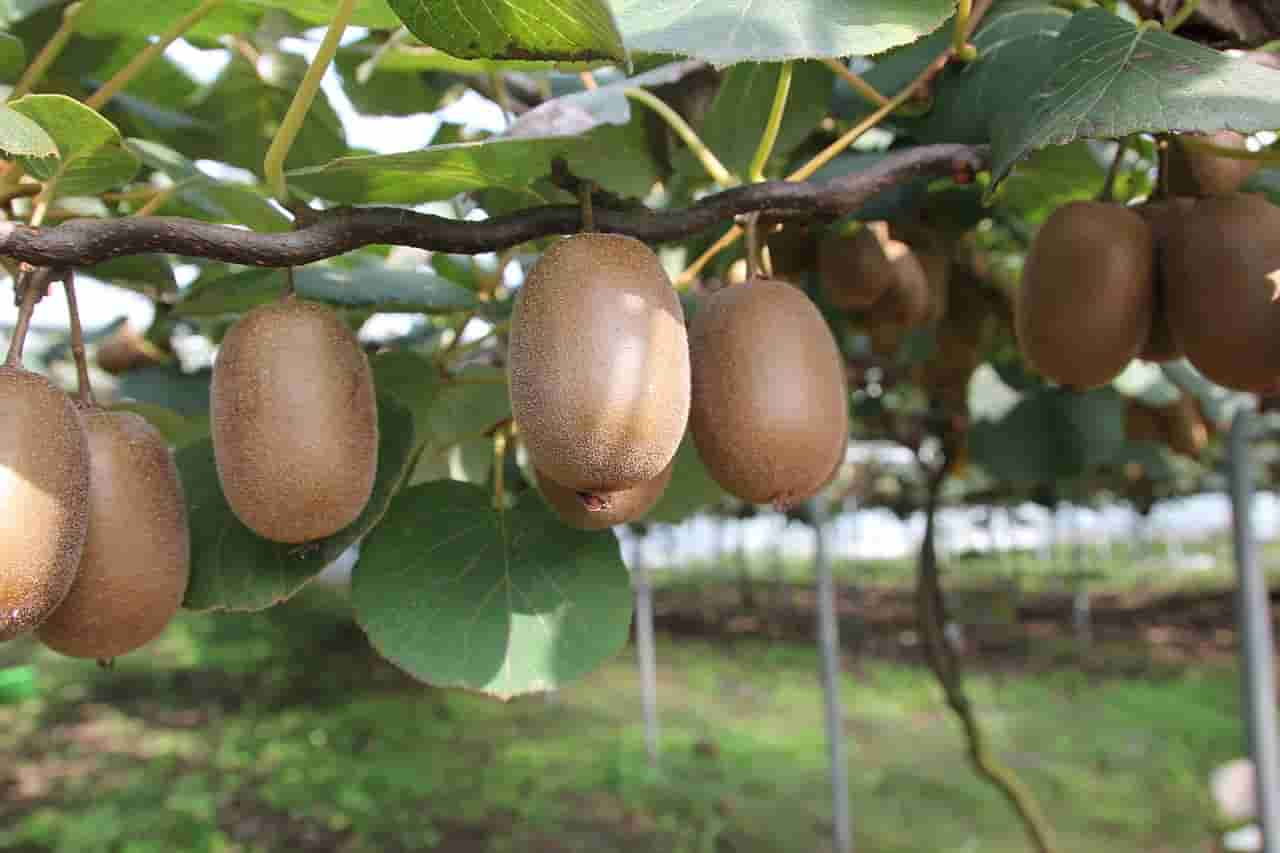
[9,95,140,197]
[353,480,633,699]
[176,395,415,611]
[646,434,727,524]
[176,266,479,316]
[0,32,25,82]
[991,8,1280,183]
[388,0,626,64]
[612,0,954,65]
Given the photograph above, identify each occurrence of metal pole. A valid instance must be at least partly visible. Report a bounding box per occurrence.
[811,498,853,853]
[631,535,661,767]
[1228,408,1280,851]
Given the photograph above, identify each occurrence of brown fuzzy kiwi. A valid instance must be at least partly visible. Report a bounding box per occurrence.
[817,222,897,310]
[536,459,673,531]
[210,297,378,544]
[95,324,166,375]
[689,278,848,508]
[38,411,189,659]
[1136,198,1195,362]
[0,367,90,642]
[1015,201,1154,389]
[1162,193,1280,393]
[1168,131,1261,197]
[765,222,819,283]
[508,233,690,495]
[873,241,932,327]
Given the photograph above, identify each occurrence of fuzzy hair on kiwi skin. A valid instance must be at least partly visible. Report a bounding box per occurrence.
[1015,201,1154,390]
[536,460,674,531]
[508,233,691,494]
[38,410,190,660]
[688,277,849,509]
[210,297,379,544]
[0,366,90,642]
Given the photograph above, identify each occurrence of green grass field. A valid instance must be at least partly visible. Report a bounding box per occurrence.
[0,583,1246,853]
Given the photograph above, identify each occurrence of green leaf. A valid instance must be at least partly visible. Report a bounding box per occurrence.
[287,136,583,204]
[646,434,727,524]
[243,0,401,28]
[115,366,212,417]
[177,395,416,612]
[9,94,140,197]
[612,0,953,65]
[353,480,633,698]
[86,255,178,296]
[75,0,261,42]
[991,8,1280,183]
[334,40,449,117]
[388,0,626,64]
[372,351,511,451]
[106,402,207,448]
[176,266,480,317]
[0,32,25,82]
[0,103,57,160]
[127,139,290,232]
[677,60,832,180]
[995,141,1106,225]
[0,0,61,26]
[969,387,1124,485]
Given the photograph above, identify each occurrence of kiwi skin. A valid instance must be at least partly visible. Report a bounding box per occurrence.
[508,233,690,494]
[38,411,190,660]
[0,367,90,643]
[211,297,379,544]
[817,223,897,310]
[1162,193,1280,393]
[1015,200,1154,390]
[536,459,673,531]
[689,277,849,508]
[1169,131,1260,197]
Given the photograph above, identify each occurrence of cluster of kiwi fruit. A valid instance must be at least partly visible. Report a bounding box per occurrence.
[508,231,849,530]
[0,298,189,661]
[1016,130,1277,395]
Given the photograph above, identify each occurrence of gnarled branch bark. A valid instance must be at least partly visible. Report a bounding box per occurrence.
[0,144,987,269]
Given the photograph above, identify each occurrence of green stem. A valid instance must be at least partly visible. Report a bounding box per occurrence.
[1098,137,1130,202]
[263,0,356,202]
[624,87,735,189]
[85,0,222,110]
[9,1,90,101]
[821,58,889,108]
[1165,0,1200,32]
[953,0,978,61]
[748,63,793,183]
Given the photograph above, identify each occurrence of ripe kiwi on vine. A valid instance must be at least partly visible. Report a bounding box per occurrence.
[817,222,898,310]
[0,280,91,643]
[1168,131,1260,197]
[688,276,848,508]
[38,410,190,660]
[1015,200,1154,390]
[1162,193,1280,393]
[210,293,379,544]
[508,232,690,502]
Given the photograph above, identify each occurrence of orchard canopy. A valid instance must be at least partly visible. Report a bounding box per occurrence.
[1,0,1279,698]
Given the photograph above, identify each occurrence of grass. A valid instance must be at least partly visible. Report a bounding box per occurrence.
[0,584,1246,853]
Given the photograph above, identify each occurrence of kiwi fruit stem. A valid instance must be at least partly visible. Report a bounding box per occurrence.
[62,272,96,407]
[5,269,44,368]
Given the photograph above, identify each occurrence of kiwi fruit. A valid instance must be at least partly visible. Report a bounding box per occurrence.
[37,411,189,659]
[1162,193,1280,392]
[0,367,90,642]
[688,277,848,508]
[95,323,166,375]
[1169,131,1260,197]
[765,222,819,283]
[1015,200,1154,389]
[874,241,932,327]
[508,233,690,495]
[536,459,673,531]
[211,296,379,543]
[1135,197,1194,362]
[817,222,898,310]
